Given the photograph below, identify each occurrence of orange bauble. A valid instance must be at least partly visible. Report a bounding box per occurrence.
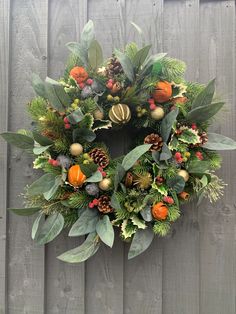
[68,165,86,187]
[151,202,168,220]
[70,66,88,84]
[152,81,172,103]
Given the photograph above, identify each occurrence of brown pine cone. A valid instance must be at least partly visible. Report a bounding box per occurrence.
[89,148,109,168]
[106,55,123,78]
[97,195,113,214]
[144,133,163,151]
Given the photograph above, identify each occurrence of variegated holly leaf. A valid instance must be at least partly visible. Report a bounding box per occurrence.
[121,219,137,239]
[178,127,201,145]
[92,119,112,132]
[131,215,146,229]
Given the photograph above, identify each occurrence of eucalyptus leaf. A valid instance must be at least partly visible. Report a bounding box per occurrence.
[166,175,185,193]
[191,78,215,109]
[187,160,211,173]
[88,39,103,69]
[1,132,34,150]
[32,213,44,240]
[128,227,154,259]
[141,53,167,76]
[32,74,46,98]
[79,162,98,177]
[133,45,151,69]
[203,133,236,150]
[28,173,56,195]
[115,49,135,82]
[35,213,64,245]
[85,170,102,183]
[73,128,96,142]
[45,77,71,108]
[81,20,95,50]
[140,206,152,222]
[57,232,100,263]
[96,215,114,248]
[186,102,224,123]
[122,144,152,171]
[33,144,52,155]
[160,143,172,161]
[67,108,84,124]
[66,42,88,65]
[69,208,99,236]
[32,131,54,146]
[111,192,122,210]
[160,108,179,142]
[43,176,62,200]
[114,163,126,190]
[8,207,41,216]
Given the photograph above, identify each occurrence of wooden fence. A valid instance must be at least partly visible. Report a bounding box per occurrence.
[0,0,235,313]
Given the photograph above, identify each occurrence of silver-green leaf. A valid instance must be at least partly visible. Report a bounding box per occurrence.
[128,227,154,259]
[122,144,152,171]
[69,208,99,237]
[203,133,236,150]
[96,215,114,248]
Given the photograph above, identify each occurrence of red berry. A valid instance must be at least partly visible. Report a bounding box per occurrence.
[93,199,99,206]
[89,202,94,208]
[86,78,93,85]
[106,82,113,89]
[163,196,174,205]
[65,123,71,129]
[52,160,59,167]
[148,98,155,104]
[48,159,54,165]
[195,151,203,160]
[191,123,197,130]
[175,152,182,159]
[176,157,183,164]
[79,82,85,89]
[63,117,69,124]
[108,79,113,83]
[150,103,157,110]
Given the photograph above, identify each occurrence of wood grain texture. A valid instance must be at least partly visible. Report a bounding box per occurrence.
[45,1,87,313]
[162,1,200,314]
[199,1,236,314]
[0,0,10,313]
[123,2,164,314]
[7,1,48,313]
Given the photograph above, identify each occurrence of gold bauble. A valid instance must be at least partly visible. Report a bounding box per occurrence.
[93,109,104,120]
[70,143,83,156]
[109,103,131,124]
[178,169,189,182]
[150,107,165,120]
[98,178,111,191]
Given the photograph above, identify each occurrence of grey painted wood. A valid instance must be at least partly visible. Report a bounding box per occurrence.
[0,0,9,313]
[199,2,236,314]
[0,1,235,313]
[45,1,87,313]
[7,1,48,313]
[162,1,200,314]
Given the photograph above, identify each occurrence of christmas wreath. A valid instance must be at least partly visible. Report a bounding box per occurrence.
[2,21,236,263]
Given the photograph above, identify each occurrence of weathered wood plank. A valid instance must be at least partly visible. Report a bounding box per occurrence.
[161,2,201,314]
[85,1,126,313]
[199,1,236,313]
[123,2,164,314]
[45,1,87,313]
[0,0,10,313]
[7,1,48,313]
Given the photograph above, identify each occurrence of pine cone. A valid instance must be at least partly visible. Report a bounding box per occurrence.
[89,148,109,168]
[144,133,163,151]
[97,195,113,214]
[106,55,123,78]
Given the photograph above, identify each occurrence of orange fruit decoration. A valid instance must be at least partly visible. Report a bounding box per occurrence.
[152,81,172,103]
[151,202,168,220]
[68,165,86,187]
[70,66,88,84]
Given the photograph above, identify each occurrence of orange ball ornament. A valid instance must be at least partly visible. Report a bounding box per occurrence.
[70,66,88,84]
[68,165,86,187]
[152,81,172,103]
[151,202,168,220]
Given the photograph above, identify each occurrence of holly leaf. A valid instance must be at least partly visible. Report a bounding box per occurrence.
[96,215,114,248]
[128,227,154,260]
[69,208,99,236]
[92,120,112,132]
[191,78,215,109]
[115,49,135,82]
[1,132,34,150]
[178,128,201,145]
[57,232,100,263]
[131,215,146,229]
[122,144,152,171]
[35,213,64,245]
[203,133,236,150]
[186,102,224,123]
[88,39,103,69]
[166,175,185,193]
[160,108,179,142]
[8,207,41,216]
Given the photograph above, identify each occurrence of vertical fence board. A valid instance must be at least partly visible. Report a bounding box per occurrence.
[123,2,164,314]
[84,1,126,313]
[0,0,10,313]
[199,1,236,314]
[7,1,48,313]
[162,1,200,314]
[45,1,87,313]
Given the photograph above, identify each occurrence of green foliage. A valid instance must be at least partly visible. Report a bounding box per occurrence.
[152,57,186,82]
[125,42,139,61]
[205,151,222,169]
[153,220,171,237]
[79,113,94,129]
[168,206,181,222]
[185,82,205,103]
[28,97,47,121]
[54,137,70,154]
[68,191,92,209]
[128,227,154,259]
[64,53,83,80]
[63,209,78,228]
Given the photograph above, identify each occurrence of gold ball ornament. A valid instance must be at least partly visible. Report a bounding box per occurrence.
[70,143,83,156]
[99,178,112,191]
[93,109,104,120]
[151,107,165,120]
[178,169,189,182]
[109,103,131,124]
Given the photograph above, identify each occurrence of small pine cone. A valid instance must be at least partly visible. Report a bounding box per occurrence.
[200,132,208,145]
[106,55,123,78]
[144,133,163,151]
[89,148,109,168]
[97,195,113,214]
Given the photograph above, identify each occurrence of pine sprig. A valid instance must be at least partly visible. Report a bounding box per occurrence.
[68,191,92,209]
[153,220,171,236]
